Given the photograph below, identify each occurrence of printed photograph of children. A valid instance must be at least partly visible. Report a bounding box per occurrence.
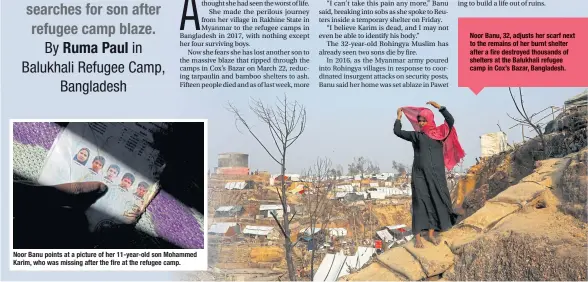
[90,156,105,174]
[13,121,206,251]
[119,172,135,190]
[135,181,149,199]
[104,164,120,183]
[73,147,90,166]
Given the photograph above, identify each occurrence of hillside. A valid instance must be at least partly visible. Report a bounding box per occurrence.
[343,149,587,281]
[456,90,587,220]
[342,92,588,281]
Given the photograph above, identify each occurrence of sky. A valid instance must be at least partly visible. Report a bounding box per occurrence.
[205,87,586,175]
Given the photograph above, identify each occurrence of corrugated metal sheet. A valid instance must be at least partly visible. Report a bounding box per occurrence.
[371,187,410,196]
[215,205,243,212]
[216,205,234,212]
[313,247,376,282]
[368,191,386,199]
[224,182,247,190]
[209,222,238,234]
[313,253,349,281]
[300,227,322,235]
[376,230,394,242]
[259,204,291,211]
[287,174,301,181]
[386,224,408,230]
[243,225,274,236]
[336,185,354,192]
[328,228,347,237]
[348,247,376,269]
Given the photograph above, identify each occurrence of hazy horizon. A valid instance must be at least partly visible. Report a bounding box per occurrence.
[206,87,586,175]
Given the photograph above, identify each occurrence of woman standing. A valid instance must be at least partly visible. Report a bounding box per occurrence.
[394,101,465,248]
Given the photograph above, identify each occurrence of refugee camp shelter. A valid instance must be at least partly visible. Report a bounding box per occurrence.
[298,227,347,240]
[224,181,250,190]
[336,184,354,192]
[327,228,347,237]
[298,227,328,250]
[335,192,349,200]
[209,222,241,237]
[259,204,291,218]
[344,192,366,202]
[214,205,244,217]
[242,225,280,240]
[299,227,326,237]
[367,190,386,199]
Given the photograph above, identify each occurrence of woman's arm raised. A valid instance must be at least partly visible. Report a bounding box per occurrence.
[394,108,419,142]
[427,101,454,129]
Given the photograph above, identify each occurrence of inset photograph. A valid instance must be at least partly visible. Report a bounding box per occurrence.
[11,121,207,250]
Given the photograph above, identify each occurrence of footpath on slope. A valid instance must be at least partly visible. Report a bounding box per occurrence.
[342,149,588,281]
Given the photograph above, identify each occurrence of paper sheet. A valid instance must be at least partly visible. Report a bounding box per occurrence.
[37,122,167,232]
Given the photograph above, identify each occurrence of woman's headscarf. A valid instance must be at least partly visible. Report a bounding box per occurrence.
[73,148,91,165]
[401,107,465,171]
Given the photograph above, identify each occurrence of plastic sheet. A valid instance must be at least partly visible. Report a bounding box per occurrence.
[480,132,508,158]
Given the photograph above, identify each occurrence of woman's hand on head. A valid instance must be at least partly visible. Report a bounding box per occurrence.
[426,101,441,109]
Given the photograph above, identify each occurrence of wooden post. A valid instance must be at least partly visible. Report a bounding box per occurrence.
[352,210,357,254]
[369,201,374,245]
[362,207,366,239]
[521,124,525,140]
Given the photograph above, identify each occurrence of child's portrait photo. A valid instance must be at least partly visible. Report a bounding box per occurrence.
[119,172,135,190]
[104,164,120,183]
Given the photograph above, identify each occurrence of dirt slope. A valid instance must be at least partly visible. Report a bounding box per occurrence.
[342,149,588,281]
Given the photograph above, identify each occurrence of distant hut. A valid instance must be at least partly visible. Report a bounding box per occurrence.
[242,226,280,240]
[214,205,245,217]
[209,222,241,236]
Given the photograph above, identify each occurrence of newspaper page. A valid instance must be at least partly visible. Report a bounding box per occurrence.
[3,0,588,281]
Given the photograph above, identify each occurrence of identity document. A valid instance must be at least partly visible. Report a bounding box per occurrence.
[37,122,167,232]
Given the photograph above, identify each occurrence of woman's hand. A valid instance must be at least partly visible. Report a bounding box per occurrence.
[54,181,107,194]
[14,181,107,210]
[426,101,442,109]
[397,108,403,119]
